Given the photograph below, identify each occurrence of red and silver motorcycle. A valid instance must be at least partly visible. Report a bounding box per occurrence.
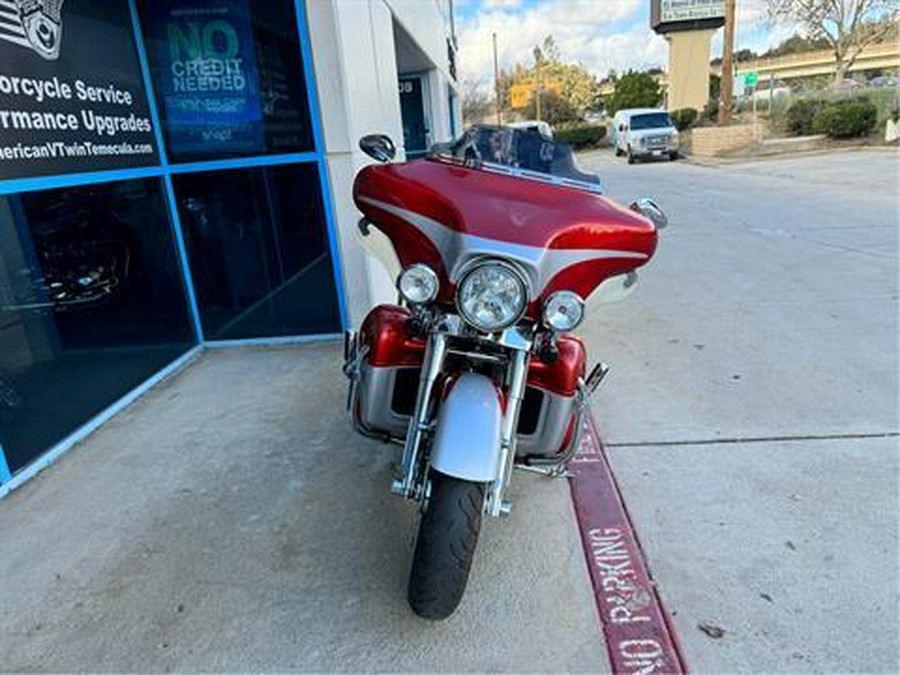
[344,126,666,619]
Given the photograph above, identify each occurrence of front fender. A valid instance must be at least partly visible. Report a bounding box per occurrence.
[429,372,502,482]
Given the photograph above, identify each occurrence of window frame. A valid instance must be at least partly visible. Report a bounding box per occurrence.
[0,0,348,485]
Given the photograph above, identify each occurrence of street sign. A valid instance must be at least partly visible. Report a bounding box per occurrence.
[743,71,759,88]
[509,82,563,108]
[510,84,533,108]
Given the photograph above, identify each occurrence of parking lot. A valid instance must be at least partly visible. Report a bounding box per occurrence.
[0,148,897,672]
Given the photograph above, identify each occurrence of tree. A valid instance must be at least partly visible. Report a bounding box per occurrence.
[500,34,602,123]
[767,1,899,82]
[605,71,662,116]
[460,79,493,126]
[523,90,578,126]
[761,33,831,58]
[711,48,758,66]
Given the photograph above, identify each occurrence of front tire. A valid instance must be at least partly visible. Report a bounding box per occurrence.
[407,471,486,620]
[627,147,636,164]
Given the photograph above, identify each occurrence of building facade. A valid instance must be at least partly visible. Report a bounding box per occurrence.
[0,0,460,492]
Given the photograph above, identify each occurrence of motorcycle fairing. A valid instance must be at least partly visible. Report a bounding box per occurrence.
[353,159,658,308]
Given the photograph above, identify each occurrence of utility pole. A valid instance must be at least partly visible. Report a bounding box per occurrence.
[534,48,542,122]
[720,0,736,125]
[493,33,502,125]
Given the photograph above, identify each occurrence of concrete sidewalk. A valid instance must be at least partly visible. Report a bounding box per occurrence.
[0,346,607,672]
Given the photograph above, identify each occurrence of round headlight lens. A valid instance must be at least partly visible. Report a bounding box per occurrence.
[457,262,527,332]
[542,291,585,331]
[397,264,439,304]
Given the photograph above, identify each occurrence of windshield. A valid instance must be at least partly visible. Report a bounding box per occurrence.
[630,113,673,130]
[430,125,600,192]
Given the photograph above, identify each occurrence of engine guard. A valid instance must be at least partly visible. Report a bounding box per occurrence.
[429,372,503,482]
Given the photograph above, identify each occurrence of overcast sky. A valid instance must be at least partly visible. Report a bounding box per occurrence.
[455,0,799,87]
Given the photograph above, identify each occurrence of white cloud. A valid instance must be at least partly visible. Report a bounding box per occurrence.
[711,0,800,58]
[458,0,798,89]
[483,0,522,9]
[458,0,654,88]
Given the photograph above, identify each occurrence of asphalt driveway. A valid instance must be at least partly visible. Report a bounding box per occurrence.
[577,148,899,673]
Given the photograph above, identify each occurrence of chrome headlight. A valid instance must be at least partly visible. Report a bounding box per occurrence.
[542,291,585,331]
[397,264,439,304]
[456,261,528,332]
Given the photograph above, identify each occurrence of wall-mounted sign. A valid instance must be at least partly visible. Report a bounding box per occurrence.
[0,0,159,181]
[651,0,726,34]
[143,0,264,157]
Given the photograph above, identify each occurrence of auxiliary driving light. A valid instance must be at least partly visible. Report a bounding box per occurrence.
[397,264,439,304]
[542,291,585,331]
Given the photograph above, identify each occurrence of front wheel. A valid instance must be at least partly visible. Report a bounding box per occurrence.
[407,471,486,620]
[627,147,636,164]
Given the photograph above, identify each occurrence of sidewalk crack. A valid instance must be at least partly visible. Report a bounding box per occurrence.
[606,431,899,449]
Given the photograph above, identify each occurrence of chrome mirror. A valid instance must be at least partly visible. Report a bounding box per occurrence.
[630,198,668,229]
[359,134,396,163]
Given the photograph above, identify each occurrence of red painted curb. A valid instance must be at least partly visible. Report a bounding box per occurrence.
[568,414,689,675]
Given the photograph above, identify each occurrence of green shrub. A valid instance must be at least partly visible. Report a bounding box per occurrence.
[703,97,719,122]
[811,98,878,138]
[785,98,826,135]
[554,124,607,149]
[669,107,698,130]
[605,71,662,116]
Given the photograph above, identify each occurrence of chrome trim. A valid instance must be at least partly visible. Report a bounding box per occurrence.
[515,387,578,457]
[491,323,534,351]
[394,332,447,499]
[487,348,529,517]
[446,348,504,364]
[356,365,415,437]
[630,198,668,230]
[516,380,589,477]
[585,361,610,395]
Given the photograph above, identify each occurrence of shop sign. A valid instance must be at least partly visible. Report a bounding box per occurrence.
[0,0,160,181]
[650,0,726,33]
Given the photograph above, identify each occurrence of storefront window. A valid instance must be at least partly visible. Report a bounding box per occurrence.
[0,179,195,474]
[136,0,314,162]
[0,1,160,181]
[173,163,340,339]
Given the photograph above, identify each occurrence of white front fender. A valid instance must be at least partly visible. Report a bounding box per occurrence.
[429,372,503,482]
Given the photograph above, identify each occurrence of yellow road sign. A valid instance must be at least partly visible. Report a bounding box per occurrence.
[510,84,533,108]
[509,82,563,108]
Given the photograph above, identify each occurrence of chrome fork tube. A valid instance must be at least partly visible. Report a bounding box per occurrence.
[488,348,529,516]
[393,332,447,499]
